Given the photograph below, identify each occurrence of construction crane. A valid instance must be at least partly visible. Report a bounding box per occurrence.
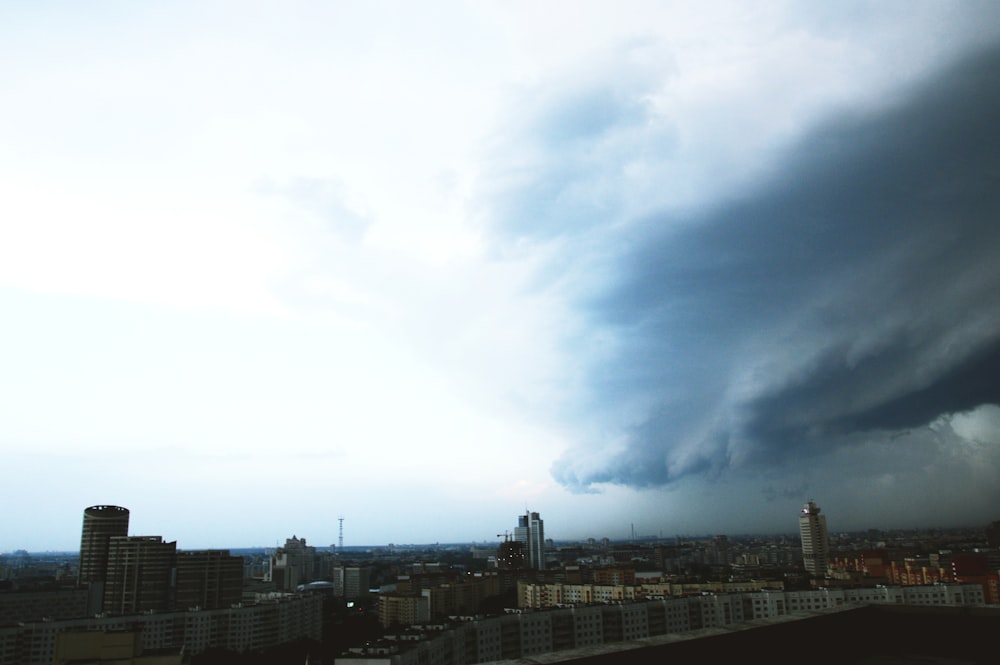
[496,531,512,542]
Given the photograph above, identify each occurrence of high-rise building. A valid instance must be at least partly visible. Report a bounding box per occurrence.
[799,500,830,577]
[102,536,177,615]
[514,511,545,570]
[267,535,316,591]
[78,505,130,587]
[174,550,244,611]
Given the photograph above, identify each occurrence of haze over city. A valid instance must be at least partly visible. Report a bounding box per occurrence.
[2,1,1000,552]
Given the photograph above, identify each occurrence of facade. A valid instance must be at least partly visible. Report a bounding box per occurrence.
[519,581,985,614]
[52,630,183,665]
[514,511,545,570]
[0,595,323,665]
[517,580,780,608]
[334,565,372,600]
[334,584,988,665]
[78,505,130,587]
[379,594,430,628]
[0,589,89,625]
[103,536,177,616]
[174,550,244,611]
[799,500,830,577]
[267,536,316,591]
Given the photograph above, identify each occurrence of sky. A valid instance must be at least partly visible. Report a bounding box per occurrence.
[3,1,1000,552]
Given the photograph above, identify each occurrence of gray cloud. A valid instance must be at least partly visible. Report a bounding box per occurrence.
[490,44,1000,495]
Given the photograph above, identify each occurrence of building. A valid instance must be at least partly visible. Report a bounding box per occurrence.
[78,505,130,588]
[334,603,1000,665]
[379,594,430,628]
[514,511,545,570]
[102,536,177,616]
[799,500,829,577]
[0,589,89,625]
[496,539,526,570]
[52,630,183,665]
[267,536,316,591]
[174,549,244,611]
[334,565,372,600]
[0,594,323,665]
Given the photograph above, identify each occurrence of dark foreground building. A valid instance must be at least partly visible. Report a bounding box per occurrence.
[525,605,998,665]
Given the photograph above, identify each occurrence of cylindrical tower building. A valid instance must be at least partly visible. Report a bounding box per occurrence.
[78,505,130,586]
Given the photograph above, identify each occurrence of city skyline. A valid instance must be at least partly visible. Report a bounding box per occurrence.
[2,502,995,555]
[3,2,1000,552]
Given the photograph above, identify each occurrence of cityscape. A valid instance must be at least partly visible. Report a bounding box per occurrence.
[1,504,999,664]
[4,3,1000,664]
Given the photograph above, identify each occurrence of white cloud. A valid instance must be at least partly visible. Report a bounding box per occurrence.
[948,404,1000,446]
[2,1,1000,549]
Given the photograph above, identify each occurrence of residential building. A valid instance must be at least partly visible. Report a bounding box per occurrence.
[52,630,183,665]
[102,536,176,616]
[267,536,316,591]
[334,566,372,600]
[174,550,244,611]
[379,594,430,628]
[0,594,322,665]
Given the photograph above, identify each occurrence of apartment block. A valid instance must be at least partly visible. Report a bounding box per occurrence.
[0,594,322,665]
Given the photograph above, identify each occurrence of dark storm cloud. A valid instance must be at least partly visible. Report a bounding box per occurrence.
[524,46,1000,490]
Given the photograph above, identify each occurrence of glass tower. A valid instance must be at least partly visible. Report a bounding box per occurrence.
[514,511,545,570]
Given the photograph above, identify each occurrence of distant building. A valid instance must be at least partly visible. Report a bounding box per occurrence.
[799,501,830,577]
[514,511,545,570]
[379,593,430,628]
[334,566,372,600]
[986,520,1000,549]
[496,540,526,570]
[174,549,244,610]
[268,536,316,591]
[78,505,130,588]
[102,536,176,616]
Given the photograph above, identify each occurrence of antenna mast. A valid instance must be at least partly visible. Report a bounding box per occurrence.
[338,516,345,549]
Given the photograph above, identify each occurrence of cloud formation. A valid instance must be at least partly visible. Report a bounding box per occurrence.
[4,2,1000,546]
[493,45,1000,494]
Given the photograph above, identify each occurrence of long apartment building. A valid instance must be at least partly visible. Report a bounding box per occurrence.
[0,594,323,665]
[339,583,986,665]
[518,580,987,611]
[518,579,779,607]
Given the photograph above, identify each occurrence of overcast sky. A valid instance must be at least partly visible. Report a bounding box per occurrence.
[3,1,1000,552]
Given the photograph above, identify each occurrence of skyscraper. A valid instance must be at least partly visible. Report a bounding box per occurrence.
[799,500,830,577]
[78,505,130,587]
[514,510,545,570]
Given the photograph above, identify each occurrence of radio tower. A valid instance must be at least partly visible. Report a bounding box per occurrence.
[338,516,345,549]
